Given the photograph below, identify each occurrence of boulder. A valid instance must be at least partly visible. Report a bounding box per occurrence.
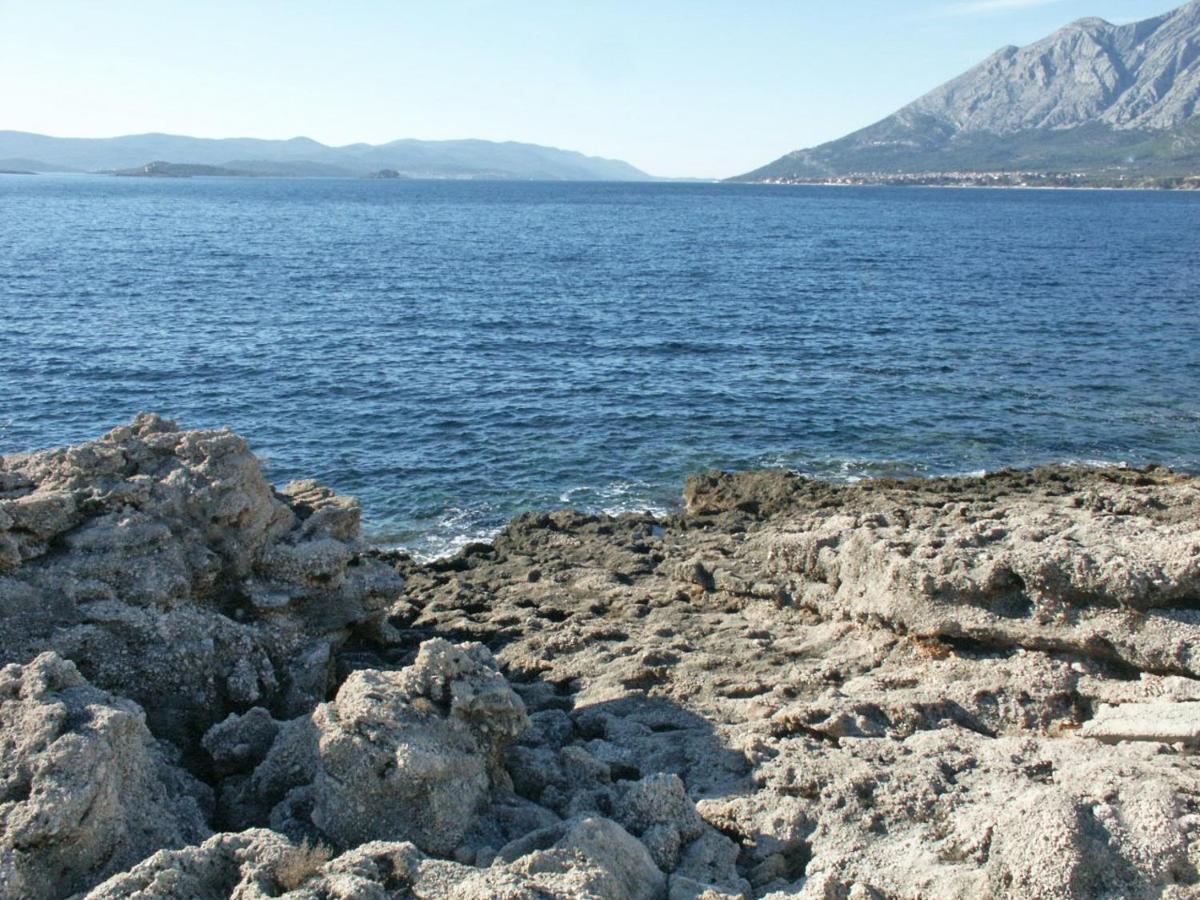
[309,639,529,853]
[0,653,210,899]
[0,415,403,746]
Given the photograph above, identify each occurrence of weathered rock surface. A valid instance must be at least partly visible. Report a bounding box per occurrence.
[3,421,1200,898]
[309,638,529,853]
[1082,701,1200,746]
[0,414,403,747]
[383,464,1200,897]
[87,819,665,899]
[0,653,209,899]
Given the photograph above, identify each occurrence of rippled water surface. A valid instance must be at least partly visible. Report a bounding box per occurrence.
[2,176,1198,555]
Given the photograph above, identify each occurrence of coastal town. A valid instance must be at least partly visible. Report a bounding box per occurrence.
[756,170,1200,189]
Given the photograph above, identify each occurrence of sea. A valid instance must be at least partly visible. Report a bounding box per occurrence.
[2,175,1198,557]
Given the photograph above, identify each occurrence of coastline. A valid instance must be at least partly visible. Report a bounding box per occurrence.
[368,459,1147,563]
[3,416,1199,897]
[735,178,1200,192]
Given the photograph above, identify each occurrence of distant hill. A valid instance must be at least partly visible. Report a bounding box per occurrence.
[0,132,656,181]
[735,0,1200,184]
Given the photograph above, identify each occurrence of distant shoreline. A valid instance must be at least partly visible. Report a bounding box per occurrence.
[735,178,1200,192]
[7,171,1199,191]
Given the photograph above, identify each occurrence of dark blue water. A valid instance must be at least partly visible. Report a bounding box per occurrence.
[2,176,1198,555]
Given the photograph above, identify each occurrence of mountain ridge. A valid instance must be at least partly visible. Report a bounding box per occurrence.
[0,131,656,181]
[736,0,1200,183]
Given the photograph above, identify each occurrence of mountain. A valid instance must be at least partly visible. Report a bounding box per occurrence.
[0,132,655,181]
[736,0,1200,183]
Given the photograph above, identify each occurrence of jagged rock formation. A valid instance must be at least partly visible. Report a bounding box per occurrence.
[308,638,529,853]
[1,419,1199,898]
[0,653,209,899]
[738,1,1200,181]
[0,414,403,748]
[86,820,666,900]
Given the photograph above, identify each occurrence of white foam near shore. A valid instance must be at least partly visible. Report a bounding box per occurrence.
[368,482,678,561]
[362,460,1149,561]
[559,479,675,518]
[367,504,504,562]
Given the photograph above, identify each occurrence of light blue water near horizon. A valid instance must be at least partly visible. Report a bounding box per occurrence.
[2,175,1198,557]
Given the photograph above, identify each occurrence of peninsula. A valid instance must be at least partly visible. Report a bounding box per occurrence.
[113,161,252,178]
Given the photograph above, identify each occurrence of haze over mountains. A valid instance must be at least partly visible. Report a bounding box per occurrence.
[0,132,654,181]
[738,0,1200,183]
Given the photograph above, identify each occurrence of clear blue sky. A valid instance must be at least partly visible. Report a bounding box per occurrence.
[0,0,1182,178]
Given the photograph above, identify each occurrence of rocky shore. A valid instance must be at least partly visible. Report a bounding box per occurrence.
[1,416,1198,899]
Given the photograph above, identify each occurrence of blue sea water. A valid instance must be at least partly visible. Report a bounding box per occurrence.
[2,175,1198,556]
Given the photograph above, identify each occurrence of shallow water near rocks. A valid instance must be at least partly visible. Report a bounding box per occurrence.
[2,176,1198,556]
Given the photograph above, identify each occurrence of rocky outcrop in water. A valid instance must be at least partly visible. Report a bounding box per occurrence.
[2,418,1199,898]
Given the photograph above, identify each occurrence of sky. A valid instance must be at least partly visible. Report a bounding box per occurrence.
[0,0,1185,178]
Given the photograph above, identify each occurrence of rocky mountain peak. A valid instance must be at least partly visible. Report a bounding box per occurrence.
[736,0,1200,181]
[907,1,1200,134]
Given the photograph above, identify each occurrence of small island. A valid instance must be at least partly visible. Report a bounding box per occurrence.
[366,168,407,179]
[112,161,252,178]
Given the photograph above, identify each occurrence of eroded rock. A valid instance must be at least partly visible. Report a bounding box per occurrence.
[87,819,666,900]
[0,414,403,746]
[0,653,209,900]
[4,422,1200,898]
[309,638,529,853]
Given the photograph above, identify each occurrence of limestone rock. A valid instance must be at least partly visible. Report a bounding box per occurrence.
[83,829,309,900]
[88,819,665,900]
[6,422,1200,898]
[1082,701,1200,745]
[752,467,1200,677]
[210,712,319,834]
[614,771,745,892]
[201,707,280,776]
[309,639,528,853]
[0,653,209,899]
[392,463,1200,897]
[0,415,404,746]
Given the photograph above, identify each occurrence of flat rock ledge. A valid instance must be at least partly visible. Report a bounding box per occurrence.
[1081,702,1200,746]
[1,417,1199,899]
